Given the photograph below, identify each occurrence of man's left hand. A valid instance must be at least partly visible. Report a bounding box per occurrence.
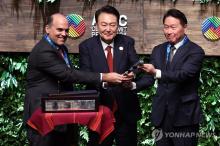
[122,72,135,80]
[139,64,156,75]
[121,80,133,90]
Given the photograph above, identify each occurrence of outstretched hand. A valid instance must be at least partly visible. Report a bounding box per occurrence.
[139,64,156,75]
[120,72,135,90]
[122,72,135,81]
[102,72,126,83]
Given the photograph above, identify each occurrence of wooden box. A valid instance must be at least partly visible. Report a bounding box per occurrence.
[41,90,99,113]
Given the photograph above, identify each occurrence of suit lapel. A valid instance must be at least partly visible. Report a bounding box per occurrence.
[158,43,168,71]
[93,36,110,72]
[113,36,123,72]
[43,38,67,65]
[171,41,190,68]
[64,47,73,68]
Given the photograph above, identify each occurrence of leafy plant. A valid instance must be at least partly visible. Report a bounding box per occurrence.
[0,53,28,146]
[198,57,220,146]
[196,0,220,4]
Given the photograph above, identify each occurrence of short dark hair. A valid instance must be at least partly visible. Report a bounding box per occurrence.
[163,9,187,26]
[46,15,53,26]
[46,13,65,26]
[95,5,120,23]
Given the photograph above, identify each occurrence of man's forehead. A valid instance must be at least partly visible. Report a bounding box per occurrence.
[52,19,68,27]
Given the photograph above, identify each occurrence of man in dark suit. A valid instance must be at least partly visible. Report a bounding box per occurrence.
[79,5,151,146]
[140,9,205,146]
[24,13,128,146]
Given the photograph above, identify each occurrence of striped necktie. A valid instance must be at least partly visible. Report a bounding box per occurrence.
[169,45,176,62]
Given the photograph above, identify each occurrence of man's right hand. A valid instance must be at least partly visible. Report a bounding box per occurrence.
[102,72,126,83]
[139,64,156,75]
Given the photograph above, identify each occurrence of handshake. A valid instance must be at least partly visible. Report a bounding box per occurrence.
[102,60,144,90]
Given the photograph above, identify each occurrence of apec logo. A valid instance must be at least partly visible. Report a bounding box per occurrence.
[66,14,86,39]
[91,15,128,36]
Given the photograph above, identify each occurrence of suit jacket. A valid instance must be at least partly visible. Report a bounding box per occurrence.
[150,39,205,127]
[79,34,152,124]
[24,37,100,124]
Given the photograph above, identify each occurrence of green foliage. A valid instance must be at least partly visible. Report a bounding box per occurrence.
[0,53,220,146]
[0,53,28,146]
[198,58,220,146]
[197,0,220,4]
[137,85,155,146]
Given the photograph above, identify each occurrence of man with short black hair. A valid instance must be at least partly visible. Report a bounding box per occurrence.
[79,5,151,146]
[140,9,205,146]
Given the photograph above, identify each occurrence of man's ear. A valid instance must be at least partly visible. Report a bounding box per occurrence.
[184,24,187,32]
[45,25,50,34]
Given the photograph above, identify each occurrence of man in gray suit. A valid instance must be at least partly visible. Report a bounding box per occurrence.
[24,13,128,146]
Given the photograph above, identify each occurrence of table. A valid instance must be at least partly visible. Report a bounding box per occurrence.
[27,105,115,143]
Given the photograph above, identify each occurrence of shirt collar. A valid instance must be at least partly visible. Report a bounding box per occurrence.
[44,35,62,50]
[100,38,114,50]
[173,35,187,50]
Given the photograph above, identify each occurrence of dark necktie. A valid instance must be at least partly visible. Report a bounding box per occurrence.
[58,47,70,68]
[58,48,64,59]
[169,45,176,62]
[106,46,113,72]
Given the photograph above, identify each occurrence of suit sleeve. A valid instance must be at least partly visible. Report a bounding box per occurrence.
[152,45,205,83]
[79,43,92,72]
[127,38,155,91]
[36,48,100,85]
[78,42,101,90]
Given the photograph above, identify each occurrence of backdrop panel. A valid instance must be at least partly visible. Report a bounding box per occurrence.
[0,0,219,56]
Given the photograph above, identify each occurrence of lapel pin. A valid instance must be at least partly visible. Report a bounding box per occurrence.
[119,46,124,51]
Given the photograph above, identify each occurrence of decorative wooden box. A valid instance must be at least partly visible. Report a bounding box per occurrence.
[41,90,99,113]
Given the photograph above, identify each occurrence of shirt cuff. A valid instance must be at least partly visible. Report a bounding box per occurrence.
[100,73,103,81]
[131,82,136,90]
[154,69,161,79]
[102,82,108,89]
